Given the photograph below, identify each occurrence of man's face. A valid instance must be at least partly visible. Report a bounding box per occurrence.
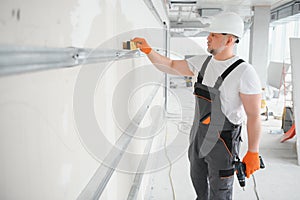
[206,32,228,55]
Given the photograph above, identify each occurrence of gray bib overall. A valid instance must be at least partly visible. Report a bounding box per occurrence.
[188,56,244,200]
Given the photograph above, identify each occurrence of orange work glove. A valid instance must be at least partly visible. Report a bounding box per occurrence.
[242,151,260,178]
[131,38,152,54]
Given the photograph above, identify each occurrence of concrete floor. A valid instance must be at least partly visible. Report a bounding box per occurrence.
[145,78,300,200]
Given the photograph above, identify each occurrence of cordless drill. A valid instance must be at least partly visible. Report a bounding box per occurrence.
[234,156,265,188]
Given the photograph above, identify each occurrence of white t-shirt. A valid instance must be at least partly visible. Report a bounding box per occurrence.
[187,55,261,124]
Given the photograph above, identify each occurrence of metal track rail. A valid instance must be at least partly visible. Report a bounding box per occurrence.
[0,45,141,76]
[77,85,161,200]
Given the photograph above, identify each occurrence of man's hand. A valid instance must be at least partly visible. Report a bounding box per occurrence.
[242,151,260,178]
[132,38,152,54]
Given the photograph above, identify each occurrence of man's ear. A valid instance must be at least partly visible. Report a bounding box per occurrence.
[226,36,235,46]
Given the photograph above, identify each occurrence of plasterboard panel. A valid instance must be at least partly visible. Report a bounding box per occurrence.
[267,61,290,89]
[290,38,300,165]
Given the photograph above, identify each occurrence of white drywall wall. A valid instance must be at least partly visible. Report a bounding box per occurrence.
[290,38,300,165]
[0,0,165,199]
[170,37,207,59]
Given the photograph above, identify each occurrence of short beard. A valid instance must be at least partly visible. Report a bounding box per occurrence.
[207,46,225,55]
[207,48,217,55]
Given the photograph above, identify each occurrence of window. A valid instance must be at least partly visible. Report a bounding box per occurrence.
[269,19,300,63]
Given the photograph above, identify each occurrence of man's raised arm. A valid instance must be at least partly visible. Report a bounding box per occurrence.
[132,37,194,76]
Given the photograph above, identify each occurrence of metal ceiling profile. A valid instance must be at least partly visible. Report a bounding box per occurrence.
[270,0,300,25]
[165,0,299,38]
[196,7,223,17]
[170,20,208,28]
[168,0,223,37]
[169,0,197,5]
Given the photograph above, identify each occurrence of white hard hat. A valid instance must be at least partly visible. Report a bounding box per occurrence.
[205,12,244,38]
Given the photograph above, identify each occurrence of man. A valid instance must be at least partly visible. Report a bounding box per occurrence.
[133,12,261,200]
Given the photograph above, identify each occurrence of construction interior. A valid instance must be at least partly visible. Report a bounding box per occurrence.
[1,0,300,199]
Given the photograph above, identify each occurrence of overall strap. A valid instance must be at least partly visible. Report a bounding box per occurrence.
[197,56,212,84]
[214,59,245,89]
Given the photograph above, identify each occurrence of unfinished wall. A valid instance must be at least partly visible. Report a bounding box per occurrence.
[170,37,207,59]
[290,38,300,165]
[0,0,164,199]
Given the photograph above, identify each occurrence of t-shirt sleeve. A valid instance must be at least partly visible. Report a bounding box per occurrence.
[186,55,207,75]
[239,66,262,94]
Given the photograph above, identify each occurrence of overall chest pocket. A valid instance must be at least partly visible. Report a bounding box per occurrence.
[194,82,218,125]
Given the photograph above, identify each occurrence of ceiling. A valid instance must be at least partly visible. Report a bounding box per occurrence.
[165,0,294,37]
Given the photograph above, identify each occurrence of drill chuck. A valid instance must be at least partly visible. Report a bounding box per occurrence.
[235,161,246,187]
